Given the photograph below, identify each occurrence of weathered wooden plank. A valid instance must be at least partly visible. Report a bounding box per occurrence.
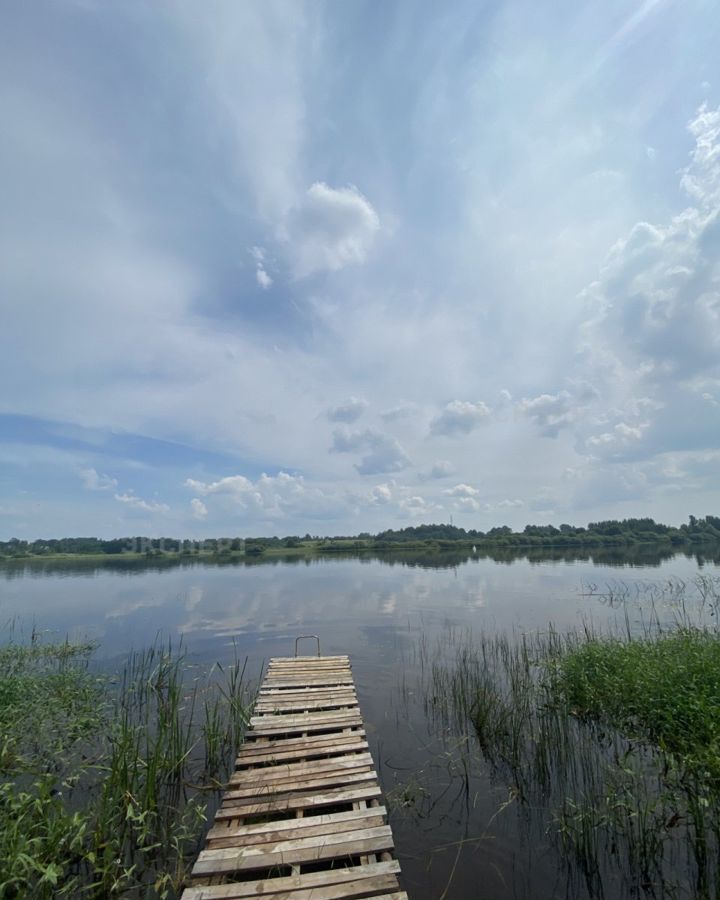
[254,698,359,714]
[228,759,373,796]
[250,710,362,729]
[257,690,357,704]
[192,825,395,875]
[232,749,373,777]
[213,783,383,820]
[235,735,368,766]
[270,655,350,662]
[256,688,357,702]
[267,664,351,673]
[206,806,387,848]
[238,728,365,749]
[248,718,363,738]
[182,860,401,899]
[267,657,350,665]
[261,677,355,688]
[223,768,377,800]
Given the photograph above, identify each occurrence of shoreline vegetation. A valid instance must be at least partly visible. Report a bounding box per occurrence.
[419,576,720,898]
[2,515,720,563]
[0,633,250,898]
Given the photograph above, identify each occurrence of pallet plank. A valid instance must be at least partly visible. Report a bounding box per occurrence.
[192,825,395,875]
[182,861,400,898]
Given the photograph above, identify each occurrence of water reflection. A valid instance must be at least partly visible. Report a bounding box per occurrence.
[2,543,719,580]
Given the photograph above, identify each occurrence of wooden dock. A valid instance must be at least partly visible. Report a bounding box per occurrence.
[182,654,407,899]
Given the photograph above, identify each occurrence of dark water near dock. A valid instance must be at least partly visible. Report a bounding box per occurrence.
[1,548,718,898]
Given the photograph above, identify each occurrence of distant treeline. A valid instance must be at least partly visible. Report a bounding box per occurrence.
[1,515,719,560]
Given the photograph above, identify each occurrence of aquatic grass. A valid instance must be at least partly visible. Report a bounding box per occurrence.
[0,634,253,897]
[416,579,720,898]
[550,628,720,779]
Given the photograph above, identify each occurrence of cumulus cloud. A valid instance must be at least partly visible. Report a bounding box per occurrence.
[185,471,343,520]
[443,483,480,498]
[370,483,393,505]
[114,492,170,513]
[250,246,273,289]
[79,468,117,491]
[380,404,418,423]
[583,104,720,384]
[398,494,437,518]
[330,427,410,475]
[517,391,576,437]
[326,397,368,423]
[423,459,455,480]
[283,182,380,278]
[429,400,491,436]
[190,498,208,520]
[586,421,647,450]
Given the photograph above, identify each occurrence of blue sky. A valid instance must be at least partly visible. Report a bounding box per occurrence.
[1,0,719,538]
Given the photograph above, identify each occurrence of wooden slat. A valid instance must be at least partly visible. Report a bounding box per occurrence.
[192,825,395,875]
[254,698,358,714]
[249,719,364,737]
[230,751,374,785]
[261,677,355,688]
[250,710,362,728]
[213,783,383,819]
[182,860,401,899]
[235,735,368,766]
[223,768,377,801]
[206,806,387,848]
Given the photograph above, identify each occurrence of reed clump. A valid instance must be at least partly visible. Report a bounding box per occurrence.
[420,576,720,898]
[0,633,251,898]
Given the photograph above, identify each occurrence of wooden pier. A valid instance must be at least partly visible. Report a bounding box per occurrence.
[182,653,407,899]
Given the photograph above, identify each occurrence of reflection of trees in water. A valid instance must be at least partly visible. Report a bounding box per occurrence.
[2,544,719,580]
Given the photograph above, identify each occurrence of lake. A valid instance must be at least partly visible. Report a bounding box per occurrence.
[1,547,718,898]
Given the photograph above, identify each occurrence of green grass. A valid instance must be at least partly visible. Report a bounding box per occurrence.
[0,633,251,898]
[551,629,720,778]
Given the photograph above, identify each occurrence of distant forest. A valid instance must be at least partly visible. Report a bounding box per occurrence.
[1,515,719,559]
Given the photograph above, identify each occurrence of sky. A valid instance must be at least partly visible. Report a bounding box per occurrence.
[1,0,719,539]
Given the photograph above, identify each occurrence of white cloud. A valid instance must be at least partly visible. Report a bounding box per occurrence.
[79,468,117,491]
[326,397,368,423]
[114,492,170,513]
[423,460,455,480]
[398,494,437,518]
[330,427,410,475]
[517,391,576,437]
[283,182,380,278]
[190,498,208,520]
[583,104,720,384]
[370,483,393,505]
[429,400,491,437]
[380,404,418,423]
[255,266,272,289]
[680,103,720,208]
[443,483,480,498]
[250,246,273,289]
[185,471,344,521]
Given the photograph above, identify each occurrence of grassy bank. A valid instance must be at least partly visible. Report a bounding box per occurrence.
[420,576,720,898]
[0,633,251,898]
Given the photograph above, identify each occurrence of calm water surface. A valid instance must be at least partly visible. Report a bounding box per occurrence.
[1,549,717,898]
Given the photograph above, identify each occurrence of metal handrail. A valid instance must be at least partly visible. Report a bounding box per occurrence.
[294,634,321,657]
